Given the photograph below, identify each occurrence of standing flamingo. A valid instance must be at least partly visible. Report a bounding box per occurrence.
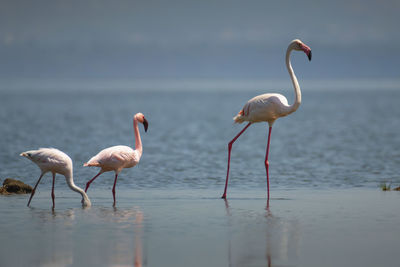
[84,112,148,206]
[20,148,91,208]
[221,39,312,205]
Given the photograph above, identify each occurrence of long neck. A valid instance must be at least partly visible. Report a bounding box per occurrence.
[133,118,143,155]
[285,44,302,114]
[65,169,91,207]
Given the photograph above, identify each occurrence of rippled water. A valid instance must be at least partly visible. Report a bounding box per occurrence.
[1,85,399,191]
[1,82,400,267]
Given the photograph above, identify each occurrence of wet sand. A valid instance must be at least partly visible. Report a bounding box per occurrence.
[1,188,399,267]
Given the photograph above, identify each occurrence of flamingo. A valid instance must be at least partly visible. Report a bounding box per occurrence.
[84,112,148,206]
[20,148,91,209]
[221,39,312,205]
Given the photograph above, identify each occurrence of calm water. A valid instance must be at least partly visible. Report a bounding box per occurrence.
[1,188,400,267]
[1,82,400,267]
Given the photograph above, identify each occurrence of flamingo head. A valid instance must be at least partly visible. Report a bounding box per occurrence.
[292,39,312,61]
[135,113,148,132]
[20,151,34,161]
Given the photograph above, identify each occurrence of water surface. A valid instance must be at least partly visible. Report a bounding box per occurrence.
[1,82,400,267]
[1,188,400,267]
[1,87,399,190]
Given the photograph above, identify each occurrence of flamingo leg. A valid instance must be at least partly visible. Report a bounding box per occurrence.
[265,126,272,207]
[51,173,56,209]
[27,173,45,207]
[112,172,119,207]
[85,171,103,192]
[222,122,251,199]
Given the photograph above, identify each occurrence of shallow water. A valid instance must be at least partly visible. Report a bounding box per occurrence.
[1,188,400,267]
[1,83,400,266]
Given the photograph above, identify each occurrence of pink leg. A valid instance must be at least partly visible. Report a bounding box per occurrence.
[265,126,272,207]
[85,171,103,192]
[222,122,251,199]
[51,173,56,209]
[112,172,119,207]
[267,254,271,267]
[27,173,45,207]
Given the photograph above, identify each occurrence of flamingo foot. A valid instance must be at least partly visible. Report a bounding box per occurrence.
[27,189,36,207]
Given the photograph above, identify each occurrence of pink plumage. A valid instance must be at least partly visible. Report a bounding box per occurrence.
[84,113,148,206]
[20,148,91,209]
[84,146,141,170]
[222,39,312,207]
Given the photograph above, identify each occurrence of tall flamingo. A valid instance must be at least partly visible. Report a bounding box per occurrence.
[20,148,91,209]
[84,112,148,206]
[221,39,312,205]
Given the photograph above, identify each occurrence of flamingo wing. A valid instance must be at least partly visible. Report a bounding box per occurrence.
[21,148,71,172]
[109,146,140,165]
[85,146,140,170]
[238,93,290,123]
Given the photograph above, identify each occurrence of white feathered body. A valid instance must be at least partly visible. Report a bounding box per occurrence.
[84,145,141,173]
[233,93,293,125]
[20,147,91,207]
[21,148,72,175]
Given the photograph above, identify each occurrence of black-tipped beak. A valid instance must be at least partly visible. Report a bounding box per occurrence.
[143,118,148,132]
[308,50,312,61]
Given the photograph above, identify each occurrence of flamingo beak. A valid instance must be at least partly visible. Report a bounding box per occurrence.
[300,43,312,61]
[143,118,148,132]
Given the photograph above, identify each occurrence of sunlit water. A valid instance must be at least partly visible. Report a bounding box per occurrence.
[1,82,400,266]
[1,86,400,189]
[1,188,400,267]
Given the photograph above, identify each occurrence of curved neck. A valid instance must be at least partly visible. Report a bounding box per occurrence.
[285,44,302,114]
[133,118,143,155]
[65,169,91,207]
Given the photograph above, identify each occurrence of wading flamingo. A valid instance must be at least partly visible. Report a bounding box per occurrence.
[84,113,148,206]
[20,148,91,209]
[221,39,312,205]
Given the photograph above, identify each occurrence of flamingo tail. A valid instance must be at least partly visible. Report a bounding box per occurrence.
[83,161,100,167]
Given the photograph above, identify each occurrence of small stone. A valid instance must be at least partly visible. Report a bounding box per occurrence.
[0,178,33,194]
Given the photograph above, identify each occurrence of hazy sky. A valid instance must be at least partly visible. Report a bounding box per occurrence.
[1,0,399,79]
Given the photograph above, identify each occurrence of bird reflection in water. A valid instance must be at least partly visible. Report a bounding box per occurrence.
[223,199,300,267]
[134,211,144,267]
[92,207,146,266]
[28,208,78,266]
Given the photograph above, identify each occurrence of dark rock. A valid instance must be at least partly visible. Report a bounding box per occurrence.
[0,178,32,194]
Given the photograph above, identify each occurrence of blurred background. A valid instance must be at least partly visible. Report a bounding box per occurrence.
[1,0,399,190]
[0,0,399,87]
